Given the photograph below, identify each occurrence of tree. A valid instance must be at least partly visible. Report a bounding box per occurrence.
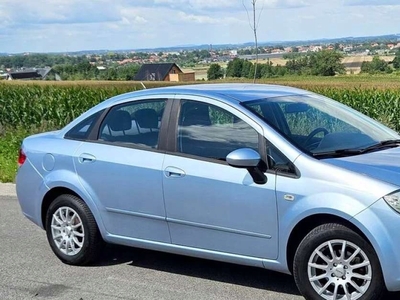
[199,49,211,59]
[393,50,400,69]
[241,60,253,78]
[260,60,280,78]
[224,58,287,79]
[286,56,310,75]
[310,50,345,76]
[207,64,224,80]
[361,56,392,74]
[284,50,344,76]
[226,58,244,78]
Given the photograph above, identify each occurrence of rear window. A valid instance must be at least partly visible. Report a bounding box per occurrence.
[64,110,104,140]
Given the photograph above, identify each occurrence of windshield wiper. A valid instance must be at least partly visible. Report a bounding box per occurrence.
[313,139,400,158]
[312,149,363,158]
[360,139,400,153]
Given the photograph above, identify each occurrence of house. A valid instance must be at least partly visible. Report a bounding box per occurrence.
[117,59,135,65]
[134,63,195,82]
[7,67,61,80]
[7,70,42,80]
[310,45,323,52]
[0,72,8,80]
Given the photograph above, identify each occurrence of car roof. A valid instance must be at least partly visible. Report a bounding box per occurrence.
[106,83,311,106]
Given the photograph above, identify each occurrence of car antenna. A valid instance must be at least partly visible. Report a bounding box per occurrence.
[140,82,147,89]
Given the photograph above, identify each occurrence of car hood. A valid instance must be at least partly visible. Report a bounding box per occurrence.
[324,147,400,188]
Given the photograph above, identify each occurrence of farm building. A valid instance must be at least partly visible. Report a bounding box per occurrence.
[134,63,195,82]
[6,67,61,80]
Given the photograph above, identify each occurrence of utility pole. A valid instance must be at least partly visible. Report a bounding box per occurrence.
[243,0,264,83]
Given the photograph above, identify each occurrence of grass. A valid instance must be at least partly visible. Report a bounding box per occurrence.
[0,127,32,182]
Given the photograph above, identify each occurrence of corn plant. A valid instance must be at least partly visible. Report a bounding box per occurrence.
[1,82,400,132]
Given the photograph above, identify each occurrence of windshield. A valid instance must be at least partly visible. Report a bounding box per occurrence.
[243,94,400,157]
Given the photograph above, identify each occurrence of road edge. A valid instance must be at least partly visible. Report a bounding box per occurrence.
[0,183,16,196]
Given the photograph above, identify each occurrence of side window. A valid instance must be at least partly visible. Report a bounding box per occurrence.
[266,143,296,175]
[99,99,166,149]
[178,100,259,160]
[65,110,104,140]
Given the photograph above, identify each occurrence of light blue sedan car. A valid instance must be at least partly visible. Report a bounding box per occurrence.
[17,84,400,300]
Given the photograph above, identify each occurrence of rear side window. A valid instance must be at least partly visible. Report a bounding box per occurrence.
[65,110,104,140]
[99,99,166,149]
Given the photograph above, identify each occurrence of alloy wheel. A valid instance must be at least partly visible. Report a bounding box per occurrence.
[307,239,372,300]
[51,206,85,256]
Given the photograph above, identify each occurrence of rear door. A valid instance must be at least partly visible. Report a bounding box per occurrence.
[73,97,172,243]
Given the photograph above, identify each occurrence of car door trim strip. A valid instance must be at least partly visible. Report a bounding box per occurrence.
[167,218,272,239]
[105,207,165,221]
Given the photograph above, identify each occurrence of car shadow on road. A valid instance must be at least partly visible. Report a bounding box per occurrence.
[95,244,298,297]
[95,244,400,299]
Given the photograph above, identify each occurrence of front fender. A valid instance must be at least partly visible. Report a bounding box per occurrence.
[352,199,400,291]
[274,191,372,272]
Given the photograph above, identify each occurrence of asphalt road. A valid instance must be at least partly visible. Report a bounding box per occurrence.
[1,186,399,300]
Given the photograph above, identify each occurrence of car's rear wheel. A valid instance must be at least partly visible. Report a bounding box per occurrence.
[293,223,384,300]
[45,194,104,265]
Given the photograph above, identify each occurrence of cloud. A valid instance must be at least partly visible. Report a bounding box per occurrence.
[154,0,239,11]
[0,0,122,26]
[151,0,310,12]
[177,11,241,24]
[344,0,400,6]
[120,8,149,25]
[177,12,220,24]
[263,0,310,9]
[0,0,398,53]
[0,0,309,29]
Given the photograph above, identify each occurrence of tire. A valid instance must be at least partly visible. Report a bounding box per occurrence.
[293,223,384,300]
[45,194,104,265]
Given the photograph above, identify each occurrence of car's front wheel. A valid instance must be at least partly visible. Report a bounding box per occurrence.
[293,223,384,300]
[45,194,104,265]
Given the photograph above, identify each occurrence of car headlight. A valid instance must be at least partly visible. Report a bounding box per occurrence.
[383,191,400,213]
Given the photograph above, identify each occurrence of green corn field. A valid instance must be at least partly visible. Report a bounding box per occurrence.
[0,84,132,131]
[1,81,400,131]
[1,79,400,182]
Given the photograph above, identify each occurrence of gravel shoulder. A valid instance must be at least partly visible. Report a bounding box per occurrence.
[0,183,16,196]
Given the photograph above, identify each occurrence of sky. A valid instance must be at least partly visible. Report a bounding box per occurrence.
[0,0,400,53]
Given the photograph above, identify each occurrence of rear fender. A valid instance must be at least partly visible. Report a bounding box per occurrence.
[42,170,107,236]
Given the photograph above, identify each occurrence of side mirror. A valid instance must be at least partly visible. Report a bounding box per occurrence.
[226,148,261,168]
[226,148,267,185]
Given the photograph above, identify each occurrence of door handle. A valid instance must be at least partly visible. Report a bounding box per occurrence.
[164,166,185,178]
[78,153,96,163]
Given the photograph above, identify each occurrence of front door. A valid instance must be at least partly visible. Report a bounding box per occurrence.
[162,99,278,259]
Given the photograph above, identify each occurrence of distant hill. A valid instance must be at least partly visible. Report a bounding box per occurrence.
[132,34,400,53]
[3,33,400,56]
